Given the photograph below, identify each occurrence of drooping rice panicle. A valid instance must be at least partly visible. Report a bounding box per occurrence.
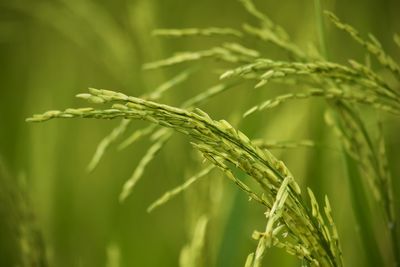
[118,124,158,150]
[147,68,194,100]
[324,105,393,266]
[147,165,215,213]
[220,59,398,95]
[325,11,400,80]
[222,42,260,58]
[238,0,289,41]
[119,128,172,202]
[87,118,130,172]
[242,24,307,60]
[143,48,242,70]
[242,88,400,119]
[152,27,243,38]
[28,88,343,266]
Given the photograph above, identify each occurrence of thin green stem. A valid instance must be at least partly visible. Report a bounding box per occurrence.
[343,151,384,267]
[314,0,327,59]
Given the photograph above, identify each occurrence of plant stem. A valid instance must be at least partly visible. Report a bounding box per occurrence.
[314,0,327,59]
[343,151,384,267]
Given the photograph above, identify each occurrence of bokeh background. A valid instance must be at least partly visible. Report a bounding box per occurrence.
[1,0,399,266]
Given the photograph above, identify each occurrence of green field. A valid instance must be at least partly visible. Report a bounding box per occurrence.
[1,0,400,266]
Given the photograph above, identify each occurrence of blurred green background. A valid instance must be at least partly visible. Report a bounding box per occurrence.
[0,0,399,266]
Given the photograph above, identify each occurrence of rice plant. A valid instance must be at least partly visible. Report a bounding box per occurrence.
[26,0,400,266]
